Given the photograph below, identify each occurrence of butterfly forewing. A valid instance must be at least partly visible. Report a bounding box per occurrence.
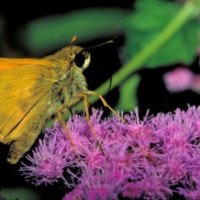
[0,58,52,71]
[0,59,58,163]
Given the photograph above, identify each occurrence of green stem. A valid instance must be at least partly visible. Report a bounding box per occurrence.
[74,1,199,111]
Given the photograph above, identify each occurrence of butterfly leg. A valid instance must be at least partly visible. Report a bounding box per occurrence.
[75,91,105,154]
[82,90,124,122]
[56,108,77,154]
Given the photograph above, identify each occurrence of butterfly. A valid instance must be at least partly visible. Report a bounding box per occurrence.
[0,44,91,164]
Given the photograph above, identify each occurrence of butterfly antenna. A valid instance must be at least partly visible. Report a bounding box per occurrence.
[85,40,114,50]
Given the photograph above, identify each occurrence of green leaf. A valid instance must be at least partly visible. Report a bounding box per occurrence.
[125,0,200,68]
[116,75,140,111]
[70,1,200,111]
[0,187,42,200]
[21,9,130,54]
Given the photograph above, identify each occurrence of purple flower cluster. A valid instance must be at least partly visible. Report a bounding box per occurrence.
[20,106,200,200]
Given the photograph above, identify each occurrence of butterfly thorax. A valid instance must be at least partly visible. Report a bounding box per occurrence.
[58,64,88,108]
[46,45,90,116]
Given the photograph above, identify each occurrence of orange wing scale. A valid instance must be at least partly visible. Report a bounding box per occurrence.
[0,58,52,71]
[0,58,57,144]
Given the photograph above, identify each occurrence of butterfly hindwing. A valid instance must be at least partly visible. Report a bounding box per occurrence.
[7,90,52,164]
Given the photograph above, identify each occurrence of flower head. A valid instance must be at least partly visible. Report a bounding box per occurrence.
[20,124,78,186]
[19,106,200,200]
[163,67,194,92]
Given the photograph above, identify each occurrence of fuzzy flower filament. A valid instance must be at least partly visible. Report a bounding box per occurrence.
[20,106,200,200]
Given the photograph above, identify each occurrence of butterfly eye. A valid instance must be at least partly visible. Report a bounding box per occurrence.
[74,51,91,70]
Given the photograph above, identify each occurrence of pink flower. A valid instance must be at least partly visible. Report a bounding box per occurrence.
[163,67,194,92]
[63,187,84,200]
[19,124,80,187]
[121,182,142,199]
[191,75,200,92]
[19,106,200,200]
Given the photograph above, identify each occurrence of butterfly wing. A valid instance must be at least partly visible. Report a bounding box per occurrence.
[0,58,58,163]
[0,58,53,71]
[7,90,52,164]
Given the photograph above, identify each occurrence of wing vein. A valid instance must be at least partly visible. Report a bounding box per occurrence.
[5,89,51,137]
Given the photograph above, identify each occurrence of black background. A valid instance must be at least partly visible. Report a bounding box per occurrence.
[0,1,200,199]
